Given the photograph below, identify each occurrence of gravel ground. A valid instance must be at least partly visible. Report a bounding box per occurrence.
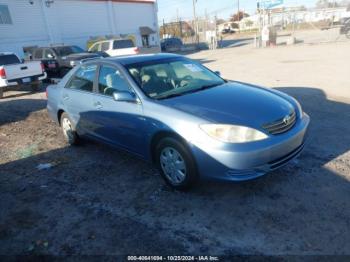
[0,42,350,258]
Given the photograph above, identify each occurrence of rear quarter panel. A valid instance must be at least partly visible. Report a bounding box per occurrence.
[46,68,76,124]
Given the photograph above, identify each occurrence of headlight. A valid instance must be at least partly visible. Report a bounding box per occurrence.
[70,60,77,67]
[200,124,268,143]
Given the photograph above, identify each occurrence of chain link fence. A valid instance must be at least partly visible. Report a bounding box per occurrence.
[159,6,350,53]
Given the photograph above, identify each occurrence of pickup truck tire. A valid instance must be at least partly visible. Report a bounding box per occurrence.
[31,81,42,92]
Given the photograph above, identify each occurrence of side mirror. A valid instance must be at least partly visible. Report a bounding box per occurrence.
[214,71,221,76]
[113,91,138,103]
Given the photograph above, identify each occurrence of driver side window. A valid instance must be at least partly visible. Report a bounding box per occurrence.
[98,65,131,96]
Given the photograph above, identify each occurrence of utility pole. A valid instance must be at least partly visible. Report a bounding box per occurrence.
[237,0,240,33]
[163,19,166,37]
[192,0,199,45]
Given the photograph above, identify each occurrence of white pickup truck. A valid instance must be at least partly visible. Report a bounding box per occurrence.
[0,52,47,98]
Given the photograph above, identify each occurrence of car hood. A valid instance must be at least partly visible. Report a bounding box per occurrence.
[65,53,100,61]
[158,82,294,128]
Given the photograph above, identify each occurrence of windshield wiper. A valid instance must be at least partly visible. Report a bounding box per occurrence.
[197,83,222,91]
[157,93,185,100]
[157,82,223,100]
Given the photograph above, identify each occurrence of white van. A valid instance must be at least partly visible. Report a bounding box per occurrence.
[88,39,139,57]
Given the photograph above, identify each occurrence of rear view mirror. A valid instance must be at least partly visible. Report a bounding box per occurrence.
[113,91,138,103]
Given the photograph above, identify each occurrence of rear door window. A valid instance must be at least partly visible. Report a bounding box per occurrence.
[113,40,135,49]
[34,49,43,59]
[0,54,21,65]
[66,64,97,92]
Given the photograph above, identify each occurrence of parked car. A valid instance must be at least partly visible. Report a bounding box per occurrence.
[88,39,139,57]
[46,53,310,190]
[0,52,46,98]
[31,45,101,77]
[160,38,183,52]
[340,18,350,39]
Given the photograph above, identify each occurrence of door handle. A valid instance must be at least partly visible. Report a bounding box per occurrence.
[63,94,69,100]
[94,101,103,109]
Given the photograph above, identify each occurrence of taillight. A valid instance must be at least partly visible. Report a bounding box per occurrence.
[45,87,48,99]
[134,47,139,54]
[41,63,45,73]
[0,67,6,79]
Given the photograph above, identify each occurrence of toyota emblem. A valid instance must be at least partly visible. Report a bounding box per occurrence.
[283,115,291,125]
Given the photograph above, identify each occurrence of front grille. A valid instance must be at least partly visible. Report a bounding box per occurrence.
[262,110,296,135]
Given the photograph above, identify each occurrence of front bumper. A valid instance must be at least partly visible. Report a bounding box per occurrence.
[190,113,310,181]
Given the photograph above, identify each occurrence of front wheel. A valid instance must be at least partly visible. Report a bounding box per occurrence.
[155,137,198,190]
[60,112,79,145]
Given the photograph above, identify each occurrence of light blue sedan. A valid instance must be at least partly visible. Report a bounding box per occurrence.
[47,53,310,190]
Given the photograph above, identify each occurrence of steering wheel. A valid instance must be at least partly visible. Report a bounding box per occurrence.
[179,75,193,87]
[183,75,193,81]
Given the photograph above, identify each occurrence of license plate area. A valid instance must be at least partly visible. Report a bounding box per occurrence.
[22,77,31,83]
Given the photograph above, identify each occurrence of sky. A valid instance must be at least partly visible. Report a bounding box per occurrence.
[157,0,319,23]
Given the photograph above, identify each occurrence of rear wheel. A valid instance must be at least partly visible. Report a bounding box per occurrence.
[346,31,350,39]
[60,112,79,145]
[155,137,198,190]
[31,81,42,92]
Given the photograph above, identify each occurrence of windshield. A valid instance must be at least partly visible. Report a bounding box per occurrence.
[0,54,21,65]
[54,46,84,56]
[126,58,225,99]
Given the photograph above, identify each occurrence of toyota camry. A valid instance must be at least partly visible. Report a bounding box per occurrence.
[47,53,310,190]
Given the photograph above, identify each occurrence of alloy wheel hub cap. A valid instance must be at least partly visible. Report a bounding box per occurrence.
[160,147,187,185]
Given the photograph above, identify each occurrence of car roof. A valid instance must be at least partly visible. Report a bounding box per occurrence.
[103,53,184,66]
[36,45,76,49]
[0,52,16,56]
[94,39,133,43]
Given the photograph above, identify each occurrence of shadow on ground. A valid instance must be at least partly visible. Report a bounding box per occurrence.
[0,86,349,256]
[0,98,46,126]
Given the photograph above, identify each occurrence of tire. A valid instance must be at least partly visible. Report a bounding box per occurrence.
[60,112,79,145]
[155,137,198,190]
[31,81,42,92]
[346,31,350,39]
